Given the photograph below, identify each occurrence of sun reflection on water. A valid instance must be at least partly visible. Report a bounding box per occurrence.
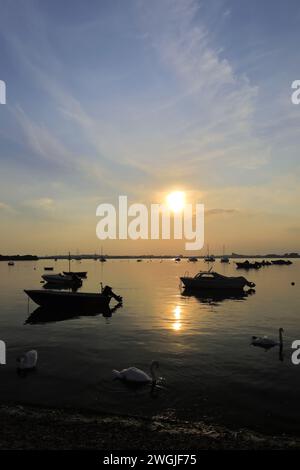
[172,305,182,331]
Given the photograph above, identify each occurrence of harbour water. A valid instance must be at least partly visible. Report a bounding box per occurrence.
[0,259,299,434]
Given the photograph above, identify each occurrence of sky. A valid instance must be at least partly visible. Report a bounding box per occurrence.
[0,0,299,255]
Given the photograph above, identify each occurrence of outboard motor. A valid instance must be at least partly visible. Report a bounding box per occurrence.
[71,274,82,285]
[246,280,256,288]
[102,285,123,303]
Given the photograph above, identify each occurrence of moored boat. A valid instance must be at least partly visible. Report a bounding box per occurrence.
[8,261,15,266]
[271,259,292,265]
[260,260,272,266]
[99,246,106,262]
[204,255,215,262]
[204,244,215,262]
[180,270,255,290]
[44,267,54,271]
[42,273,82,287]
[24,285,122,309]
[220,245,229,263]
[236,260,261,269]
[63,271,87,278]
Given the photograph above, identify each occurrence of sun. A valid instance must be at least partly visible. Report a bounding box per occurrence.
[166,191,185,213]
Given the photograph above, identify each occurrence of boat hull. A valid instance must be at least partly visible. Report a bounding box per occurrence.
[180,277,250,290]
[271,260,292,265]
[25,289,111,309]
[236,262,261,269]
[63,271,87,278]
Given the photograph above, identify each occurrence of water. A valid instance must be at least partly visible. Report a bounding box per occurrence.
[0,258,299,434]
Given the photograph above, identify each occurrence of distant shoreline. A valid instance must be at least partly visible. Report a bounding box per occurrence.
[1,253,299,261]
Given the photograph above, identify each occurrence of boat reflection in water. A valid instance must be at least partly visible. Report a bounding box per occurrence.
[181,287,256,305]
[25,301,123,325]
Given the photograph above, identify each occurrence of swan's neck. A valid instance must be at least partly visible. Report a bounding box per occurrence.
[279,330,283,345]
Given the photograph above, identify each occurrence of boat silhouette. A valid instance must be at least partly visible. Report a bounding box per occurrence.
[25,302,122,325]
[181,287,255,304]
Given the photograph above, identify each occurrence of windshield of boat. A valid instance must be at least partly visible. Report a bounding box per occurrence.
[194,272,215,279]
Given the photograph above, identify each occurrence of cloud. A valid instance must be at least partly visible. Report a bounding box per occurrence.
[21,198,57,219]
[15,106,74,169]
[7,0,270,195]
[0,0,298,254]
[0,202,14,213]
[135,0,269,173]
[23,198,55,210]
[206,208,238,216]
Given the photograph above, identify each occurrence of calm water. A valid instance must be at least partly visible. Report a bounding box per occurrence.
[0,259,300,434]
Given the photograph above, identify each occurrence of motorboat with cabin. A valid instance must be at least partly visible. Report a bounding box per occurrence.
[42,273,83,287]
[180,270,255,291]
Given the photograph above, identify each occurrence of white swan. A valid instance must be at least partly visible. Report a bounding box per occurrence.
[251,328,283,349]
[17,350,38,370]
[112,360,159,384]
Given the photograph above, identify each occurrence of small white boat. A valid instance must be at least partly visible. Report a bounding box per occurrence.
[8,261,15,266]
[181,270,255,290]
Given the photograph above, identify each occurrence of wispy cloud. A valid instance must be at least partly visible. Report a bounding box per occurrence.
[0,202,14,213]
[0,0,298,252]
[206,208,238,216]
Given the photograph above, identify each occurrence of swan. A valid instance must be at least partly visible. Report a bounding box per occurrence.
[251,328,283,349]
[112,360,159,384]
[17,350,38,370]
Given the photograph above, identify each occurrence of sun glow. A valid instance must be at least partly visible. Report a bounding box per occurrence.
[172,306,182,331]
[166,191,185,213]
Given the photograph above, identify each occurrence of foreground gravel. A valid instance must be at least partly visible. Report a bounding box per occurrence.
[0,405,299,450]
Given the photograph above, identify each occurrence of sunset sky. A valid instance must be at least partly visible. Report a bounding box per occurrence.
[0,0,299,255]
